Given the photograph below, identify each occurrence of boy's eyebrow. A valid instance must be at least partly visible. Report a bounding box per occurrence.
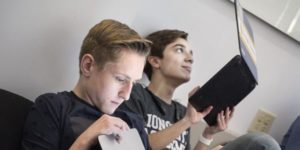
[172,44,185,48]
[120,74,131,80]
[117,73,138,82]
[173,44,193,55]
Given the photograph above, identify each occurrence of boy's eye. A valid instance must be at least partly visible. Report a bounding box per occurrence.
[175,47,184,53]
[115,76,126,83]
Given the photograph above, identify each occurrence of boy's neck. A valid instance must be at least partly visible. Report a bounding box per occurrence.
[147,78,178,104]
[73,80,93,106]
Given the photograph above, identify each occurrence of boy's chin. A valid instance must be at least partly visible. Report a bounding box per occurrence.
[102,107,117,114]
[181,76,191,82]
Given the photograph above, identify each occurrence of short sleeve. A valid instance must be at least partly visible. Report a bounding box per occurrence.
[22,94,62,150]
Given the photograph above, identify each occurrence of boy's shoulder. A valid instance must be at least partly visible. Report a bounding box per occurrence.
[172,100,187,116]
[34,91,73,108]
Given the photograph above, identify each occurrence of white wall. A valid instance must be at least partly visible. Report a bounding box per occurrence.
[0,0,140,100]
[1,0,299,144]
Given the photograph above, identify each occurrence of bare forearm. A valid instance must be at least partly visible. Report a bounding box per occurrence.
[194,141,208,150]
[149,118,192,150]
[193,130,214,150]
[69,133,95,150]
[69,140,89,150]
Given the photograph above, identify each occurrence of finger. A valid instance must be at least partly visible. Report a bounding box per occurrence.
[112,125,124,135]
[201,106,213,116]
[225,107,231,124]
[188,86,200,97]
[112,128,125,143]
[123,124,130,130]
[220,110,226,127]
[113,125,130,143]
[222,110,227,128]
[105,117,129,138]
[217,112,224,129]
[229,107,235,118]
[114,120,130,131]
[186,103,197,113]
[115,134,121,143]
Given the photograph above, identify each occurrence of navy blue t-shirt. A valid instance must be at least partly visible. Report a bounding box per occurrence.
[21,91,150,150]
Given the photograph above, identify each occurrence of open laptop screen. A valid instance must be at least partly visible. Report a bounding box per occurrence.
[235,0,258,83]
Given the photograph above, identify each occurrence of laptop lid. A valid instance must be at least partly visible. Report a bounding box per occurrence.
[235,0,258,83]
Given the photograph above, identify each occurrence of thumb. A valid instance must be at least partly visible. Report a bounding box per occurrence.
[188,86,200,97]
[201,106,213,116]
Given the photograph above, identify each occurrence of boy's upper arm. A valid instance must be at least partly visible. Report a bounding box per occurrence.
[22,94,61,150]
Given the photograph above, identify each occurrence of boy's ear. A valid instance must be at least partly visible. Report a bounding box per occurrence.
[147,56,160,69]
[80,54,95,76]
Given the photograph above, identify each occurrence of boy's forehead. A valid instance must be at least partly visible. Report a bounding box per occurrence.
[166,38,191,50]
[103,51,145,79]
[168,38,187,47]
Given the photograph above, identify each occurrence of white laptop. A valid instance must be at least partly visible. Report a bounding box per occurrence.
[98,128,145,150]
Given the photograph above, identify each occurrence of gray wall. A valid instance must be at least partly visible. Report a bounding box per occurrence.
[1,0,300,143]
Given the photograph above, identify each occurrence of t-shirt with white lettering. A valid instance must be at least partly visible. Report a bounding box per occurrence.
[119,83,190,150]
